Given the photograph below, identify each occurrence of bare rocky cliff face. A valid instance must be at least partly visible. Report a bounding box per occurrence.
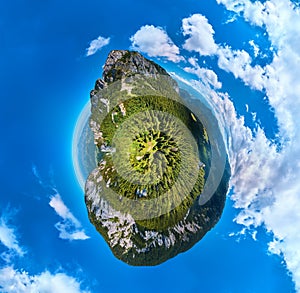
[103,50,168,82]
[84,50,230,266]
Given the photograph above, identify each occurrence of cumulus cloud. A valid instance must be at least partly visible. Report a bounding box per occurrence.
[86,35,110,56]
[0,266,90,293]
[130,25,184,63]
[0,210,25,261]
[178,4,300,290]
[209,0,300,291]
[129,8,300,290]
[182,14,218,56]
[180,13,266,92]
[49,194,89,241]
[181,13,266,91]
[217,45,266,91]
[210,87,300,292]
[217,0,300,50]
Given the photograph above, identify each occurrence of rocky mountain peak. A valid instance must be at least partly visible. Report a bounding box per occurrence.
[102,50,168,83]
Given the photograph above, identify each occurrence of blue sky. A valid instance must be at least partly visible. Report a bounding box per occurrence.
[1,0,300,292]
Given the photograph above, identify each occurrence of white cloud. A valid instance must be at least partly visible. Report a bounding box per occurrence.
[182,14,218,56]
[225,14,238,24]
[86,36,110,57]
[130,25,184,63]
[249,40,259,57]
[0,211,25,260]
[183,63,222,89]
[217,0,300,50]
[177,7,300,285]
[217,45,266,91]
[0,266,90,293]
[187,56,198,67]
[180,14,265,91]
[31,166,90,241]
[0,203,90,292]
[210,0,300,291]
[49,194,89,241]
[178,9,300,289]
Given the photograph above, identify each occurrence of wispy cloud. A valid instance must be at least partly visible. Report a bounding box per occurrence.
[0,209,25,261]
[130,25,184,63]
[32,165,89,241]
[0,203,90,292]
[86,35,110,57]
[249,40,260,58]
[0,266,90,293]
[49,194,89,241]
[183,57,222,89]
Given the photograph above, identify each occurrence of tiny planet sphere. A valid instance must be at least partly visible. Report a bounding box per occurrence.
[73,50,230,266]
